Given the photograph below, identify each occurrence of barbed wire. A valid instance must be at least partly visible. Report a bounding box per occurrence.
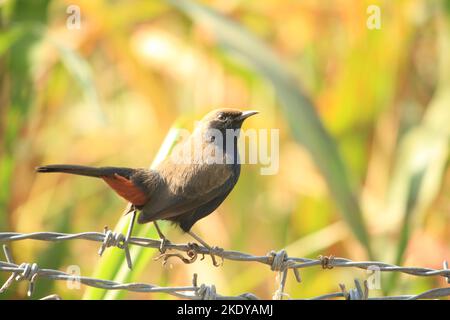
[0,256,255,300]
[0,230,449,300]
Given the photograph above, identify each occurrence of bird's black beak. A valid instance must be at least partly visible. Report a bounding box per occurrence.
[238,110,259,121]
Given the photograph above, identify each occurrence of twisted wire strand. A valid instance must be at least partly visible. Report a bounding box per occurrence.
[1,231,448,280]
[1,231,449,300]
[1,260,449,300]
[0,260,254,300]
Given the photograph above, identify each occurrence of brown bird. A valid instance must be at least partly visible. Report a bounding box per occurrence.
[36,108,258,260]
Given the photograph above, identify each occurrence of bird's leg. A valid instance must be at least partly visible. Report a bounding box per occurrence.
[186,230,223,267]
[124,205,136,242]
[154,220,167,241]
[154,221,171,253]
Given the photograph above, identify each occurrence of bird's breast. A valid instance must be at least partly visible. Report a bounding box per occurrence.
[157,131,242,196]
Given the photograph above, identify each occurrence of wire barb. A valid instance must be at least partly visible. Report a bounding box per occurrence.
[0,245,39,297]
[319,255,335,269]
[98,226,133,269]
[339,279,369,300]
[196,284,217,300]
[267,249,301,300]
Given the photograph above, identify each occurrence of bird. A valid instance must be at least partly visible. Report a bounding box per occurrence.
[36,108,258,263]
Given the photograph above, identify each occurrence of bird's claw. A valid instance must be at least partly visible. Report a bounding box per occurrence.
[154,251,197,266]
[154,242,197,266]
[209,246,224,267]
[189,242,223,267]
[154,242,224,267]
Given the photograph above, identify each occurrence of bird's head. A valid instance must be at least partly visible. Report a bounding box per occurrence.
[199,108,259,131]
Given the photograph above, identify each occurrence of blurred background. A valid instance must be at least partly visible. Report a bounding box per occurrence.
[0,0,449,299]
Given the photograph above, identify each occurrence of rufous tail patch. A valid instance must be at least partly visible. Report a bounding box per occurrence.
[102,174,148,206]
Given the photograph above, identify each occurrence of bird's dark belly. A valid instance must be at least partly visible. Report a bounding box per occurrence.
[168,164,240,232]
[169,185,234,232]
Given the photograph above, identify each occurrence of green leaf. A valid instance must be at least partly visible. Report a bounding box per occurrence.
[385,10,450,293]
[0,0,51,298]
[0,25,26,57]
[46,36,105,123]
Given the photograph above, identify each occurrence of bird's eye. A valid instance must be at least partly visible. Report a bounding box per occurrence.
[217,113,226,121]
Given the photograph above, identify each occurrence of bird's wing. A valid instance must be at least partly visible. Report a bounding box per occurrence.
[175,182,236,231]
[138,180,235,223]
[138,163,238,223]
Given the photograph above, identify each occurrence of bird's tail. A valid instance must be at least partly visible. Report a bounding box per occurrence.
[36,164,135,178]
